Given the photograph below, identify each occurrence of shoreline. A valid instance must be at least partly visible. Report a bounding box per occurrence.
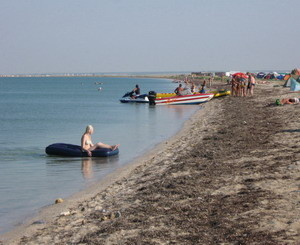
[0,74,189,236]
[0,96,205,243]
[1,80,299,244]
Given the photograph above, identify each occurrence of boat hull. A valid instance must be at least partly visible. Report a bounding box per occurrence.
[154,93,214,105]
[120,94,149,103]
[45,143,119,157]
[156,90,230,98]
[120,98,149,103]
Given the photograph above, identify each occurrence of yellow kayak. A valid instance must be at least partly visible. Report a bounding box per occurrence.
[156,90,230,98]
[211,90,231,97]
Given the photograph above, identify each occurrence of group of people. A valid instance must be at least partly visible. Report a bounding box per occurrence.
[129,82,208,98]
[231,73,256,97]
[174,81,206,96]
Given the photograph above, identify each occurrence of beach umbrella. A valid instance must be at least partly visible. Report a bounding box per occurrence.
[232,72,248,79]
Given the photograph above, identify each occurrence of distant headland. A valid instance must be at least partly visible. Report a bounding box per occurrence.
[0,72,191,78]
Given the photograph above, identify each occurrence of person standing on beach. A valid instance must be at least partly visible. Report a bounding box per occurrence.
[240,77,247,97]
[231,76,236,96]
[208,73,214,88]
[81,125,119,157]
[237,77,245,97]
[208,77,212,88]
[246,73,256,96]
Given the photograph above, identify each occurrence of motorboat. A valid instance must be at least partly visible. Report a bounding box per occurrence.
[152,93,214,105]
[120,92,149,103]
[156,89,230,99]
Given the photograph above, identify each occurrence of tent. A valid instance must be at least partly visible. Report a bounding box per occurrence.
[276,74,285,80]
[284,75,300,87]
[265,73,274,79]
[286,77,300,91]
[284,74,291,81]
[284,68,300,87]
[290,78,300,91]
[265,72,279,79]
[257,72,266,79]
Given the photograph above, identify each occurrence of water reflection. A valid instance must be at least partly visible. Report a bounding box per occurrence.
[45,155,120,181]
[165,105,199,118]
[80,156,118,179]
[81,158,93,179]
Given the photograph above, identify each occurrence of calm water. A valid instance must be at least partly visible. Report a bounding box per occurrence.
[0,77,198,234]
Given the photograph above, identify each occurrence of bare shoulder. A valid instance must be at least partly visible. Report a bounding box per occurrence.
[81,133,87,141]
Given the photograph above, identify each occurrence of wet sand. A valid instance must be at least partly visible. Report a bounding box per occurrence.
[1,80,299,244]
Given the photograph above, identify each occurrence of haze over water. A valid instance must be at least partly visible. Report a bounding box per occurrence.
[0,76,198,234]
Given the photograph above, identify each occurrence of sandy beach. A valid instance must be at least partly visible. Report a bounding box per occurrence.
[1,80,299,244]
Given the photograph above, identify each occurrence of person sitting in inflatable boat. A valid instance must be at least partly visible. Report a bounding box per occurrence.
[81,125,120,157]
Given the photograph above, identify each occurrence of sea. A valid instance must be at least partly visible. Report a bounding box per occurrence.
[0,76,199,234]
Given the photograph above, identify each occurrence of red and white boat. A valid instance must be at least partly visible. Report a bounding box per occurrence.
[154,93,214,105]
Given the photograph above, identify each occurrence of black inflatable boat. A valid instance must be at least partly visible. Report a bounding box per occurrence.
[45,143,119,157]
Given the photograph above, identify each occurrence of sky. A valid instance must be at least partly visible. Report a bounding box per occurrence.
[0,0,299,74]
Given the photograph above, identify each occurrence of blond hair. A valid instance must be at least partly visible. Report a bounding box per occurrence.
[85,125,93,134]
